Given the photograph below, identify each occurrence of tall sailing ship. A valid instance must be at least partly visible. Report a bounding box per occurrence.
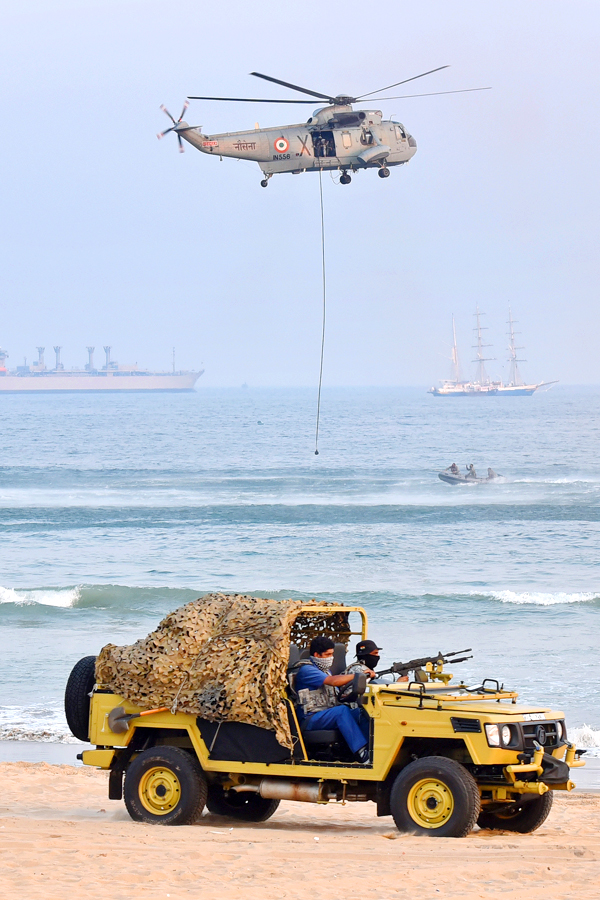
[429,308,555,397]
[0,345,203,392]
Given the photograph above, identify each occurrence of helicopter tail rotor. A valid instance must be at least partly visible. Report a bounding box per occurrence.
[157,102,190,152]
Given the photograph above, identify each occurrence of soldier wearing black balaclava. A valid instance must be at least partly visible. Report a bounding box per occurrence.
[339,640,382,704]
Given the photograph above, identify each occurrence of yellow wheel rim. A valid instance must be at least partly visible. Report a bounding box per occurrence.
[138,766,181,815]
[407,777,454,829]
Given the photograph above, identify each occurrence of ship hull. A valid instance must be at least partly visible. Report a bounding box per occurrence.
[429,388,499,397]
[430,383,543,397]
[496,386,537,396]
[0,371,203,392]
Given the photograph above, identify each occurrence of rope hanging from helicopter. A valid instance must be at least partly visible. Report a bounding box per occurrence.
[314,168,327,456]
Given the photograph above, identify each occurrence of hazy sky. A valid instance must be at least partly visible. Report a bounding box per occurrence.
[1,0,599,385]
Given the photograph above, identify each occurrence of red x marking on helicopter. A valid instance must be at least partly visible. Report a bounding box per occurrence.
[298,135,312,156]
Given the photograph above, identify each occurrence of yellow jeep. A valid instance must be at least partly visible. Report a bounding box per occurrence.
[65,598,584,837]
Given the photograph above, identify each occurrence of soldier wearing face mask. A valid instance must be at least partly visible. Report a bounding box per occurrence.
[340,640,409,700]
[341,640,382,695]
[292,636,371,763]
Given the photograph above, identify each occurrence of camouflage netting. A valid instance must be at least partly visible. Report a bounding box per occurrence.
[95,593,350,750]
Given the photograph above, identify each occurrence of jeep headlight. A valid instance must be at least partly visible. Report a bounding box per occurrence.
[501,725,512,746]
[485,723,500,747]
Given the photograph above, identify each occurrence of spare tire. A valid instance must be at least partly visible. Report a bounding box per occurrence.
[64,656,97,741]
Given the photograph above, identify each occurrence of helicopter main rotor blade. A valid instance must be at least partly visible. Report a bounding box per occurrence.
[250,72,334,101]
[371,86,491,101]
[356,66,450,100]
[187,95,316,103]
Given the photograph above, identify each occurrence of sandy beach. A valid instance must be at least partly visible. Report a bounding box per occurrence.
[1,762,598,900]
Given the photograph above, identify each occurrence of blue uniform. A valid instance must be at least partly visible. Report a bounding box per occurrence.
[294,663,369,754]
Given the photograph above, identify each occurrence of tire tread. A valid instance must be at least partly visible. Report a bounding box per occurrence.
[124,746,207,825]
[206,785,280,822]
[477,791,553,833]
[391,756,481,838]
[64,655,97,742]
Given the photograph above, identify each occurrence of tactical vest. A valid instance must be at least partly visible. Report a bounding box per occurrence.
[289,659,339,717]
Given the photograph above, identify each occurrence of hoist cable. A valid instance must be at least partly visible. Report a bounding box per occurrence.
[314,167,326,455]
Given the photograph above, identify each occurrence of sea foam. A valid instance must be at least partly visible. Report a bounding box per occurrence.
[0,585,80,608]
[489,590,599,606]
[569,724,600,758]
[0,704,79,743]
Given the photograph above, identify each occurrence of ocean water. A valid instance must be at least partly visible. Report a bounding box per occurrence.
[0,386,599,755]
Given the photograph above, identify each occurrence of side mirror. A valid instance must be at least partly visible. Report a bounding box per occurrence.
[339,672,368,705]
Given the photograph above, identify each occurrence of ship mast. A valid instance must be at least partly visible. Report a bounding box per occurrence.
[450,314,461,384]
[507,307,526,386]
[472,306,494,384]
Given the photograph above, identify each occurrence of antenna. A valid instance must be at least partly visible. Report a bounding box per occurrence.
[471,307,494,384]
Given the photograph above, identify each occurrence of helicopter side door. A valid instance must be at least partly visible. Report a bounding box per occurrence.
[311,130,337,158]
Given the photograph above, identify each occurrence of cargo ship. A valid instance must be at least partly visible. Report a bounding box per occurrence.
[0,346,203,392]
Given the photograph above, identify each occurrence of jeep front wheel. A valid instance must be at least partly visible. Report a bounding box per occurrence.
[390,757,481,837]
[207,784,280,822]
[477,792,553,833]
[124,747,207,825]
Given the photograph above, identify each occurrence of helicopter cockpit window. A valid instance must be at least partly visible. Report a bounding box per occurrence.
[311,130,336,158]
[394,124,406,141]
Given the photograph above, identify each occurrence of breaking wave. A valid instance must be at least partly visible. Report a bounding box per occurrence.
[0,705,78,743]
[1,584,600,613]
[0,584,199,610]
[0,585,81,608]
[569,724,600,758]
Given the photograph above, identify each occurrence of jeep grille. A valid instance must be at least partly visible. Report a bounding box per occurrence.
[521,721,561,749]
[450,717,482,733]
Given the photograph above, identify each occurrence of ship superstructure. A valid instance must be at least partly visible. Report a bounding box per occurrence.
[429,309,555,397]
[0,345,203,392]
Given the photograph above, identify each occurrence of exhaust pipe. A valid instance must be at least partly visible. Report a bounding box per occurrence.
[231,777,328,804]
[260,777,327,803]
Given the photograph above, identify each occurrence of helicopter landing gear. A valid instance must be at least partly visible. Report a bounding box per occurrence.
[260,174,272,188]
[340,172,352,185]
[378,166,390,179]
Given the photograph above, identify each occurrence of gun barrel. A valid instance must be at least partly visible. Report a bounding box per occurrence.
[379,649,474,679]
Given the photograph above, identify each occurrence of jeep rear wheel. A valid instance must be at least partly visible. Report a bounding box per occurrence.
[124,747,207,825]
[207,784,280,822]
[390,757,480,837]
[477,791,553,833]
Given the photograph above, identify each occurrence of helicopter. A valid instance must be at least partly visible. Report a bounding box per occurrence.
[158,69,489,186]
